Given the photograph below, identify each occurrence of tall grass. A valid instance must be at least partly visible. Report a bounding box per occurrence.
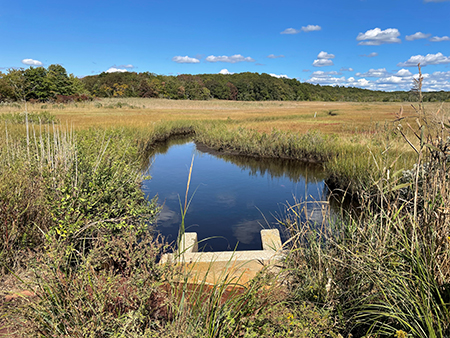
[281,69,450,337]
[0,114,159,272]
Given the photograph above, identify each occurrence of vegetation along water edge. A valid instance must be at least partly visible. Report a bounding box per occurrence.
[1,68,450,337]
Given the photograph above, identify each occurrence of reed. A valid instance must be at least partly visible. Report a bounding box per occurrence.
[280,76,450,336]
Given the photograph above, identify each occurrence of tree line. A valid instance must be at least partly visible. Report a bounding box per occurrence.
[1,65,449,103]
[0,65,86,103]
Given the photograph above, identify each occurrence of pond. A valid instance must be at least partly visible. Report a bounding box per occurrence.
[142,137,337,252]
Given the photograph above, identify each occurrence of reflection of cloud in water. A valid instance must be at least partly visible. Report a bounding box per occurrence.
[215,192,236,208]
[232,219,263,245]
[165,192,179,201]
[156,205,180,228]
[246,200,256,209]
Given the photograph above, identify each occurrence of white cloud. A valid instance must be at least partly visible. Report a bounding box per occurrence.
[307,75,346,85]
[281,25,321,34]
[395,69,413,77]
[420,70,450,91]
[206,54,255,63]
[347,77,372,87]
[340,67,354,72]
[376,76,404,84]
[172,56,200,64]
[219,69,234,75]
[397,52,450,67]
[105,67,128,73]
[281,28,301,34]
[356,28,401,45]
[307,73,404,91]
[317,51,335,59]
[312,71,341,77]
[21,58,43,66]
[430,36,450,42]
[355,68,390,78]
[301,25,321,32]
[267,54,285,59]
[405,32,431,41]
[312,51,335,67]
[269,73,290,79]
[307,68,450,91]
[313,59,333,67]
[360,52,378,57]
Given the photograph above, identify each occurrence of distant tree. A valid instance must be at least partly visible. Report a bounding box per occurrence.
[0,70,24,101]
[24,67,51,101]
[4,68,27,102]
[46,64,75,97]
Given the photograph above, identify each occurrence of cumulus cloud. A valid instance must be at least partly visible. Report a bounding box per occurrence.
[301,25,321,32]
[317,51,335,59]
[340,67,354,72]
[219,69,234,75]
[376,76,404,84]
[307,73,405,91]
[281,28,301,34]
[22,58,43,66]
[356,28,401,45]
[172,56,200,64]
[269,73,290,78]
[423,70,450,91]
[355,68,390,78]
[360,52,379,57]
[313,59,333,67]
[430,36,450,42]
[397,52,450,67]
[307,67,450,91]
[405,32,431,41]
[267,54,285,59]
[312,51,335,67]
[206,54,255,63]
[312,71,341,77]
[281,25,321,34]
[307,75,346,85]
[105,67,128,73]
[395,69,413,77]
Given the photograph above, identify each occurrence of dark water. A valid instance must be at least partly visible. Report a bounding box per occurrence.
[142,137,334,251]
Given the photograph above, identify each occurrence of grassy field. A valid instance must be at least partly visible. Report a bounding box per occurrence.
[1,98,425,134]
[1,98,450,337]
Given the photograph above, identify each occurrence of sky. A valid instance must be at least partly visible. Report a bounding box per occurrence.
[1,0,450,92]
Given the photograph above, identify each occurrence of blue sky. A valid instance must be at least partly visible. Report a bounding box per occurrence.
[2,0,450,91]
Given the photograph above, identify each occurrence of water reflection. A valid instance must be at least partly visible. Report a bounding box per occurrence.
[156,205,180,228]
[196,143,327,183]
[232,219,265,245]
[142,137,344,251]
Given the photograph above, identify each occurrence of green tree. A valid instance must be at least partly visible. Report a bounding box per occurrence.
[24,67,51,101]
[46,64,74,96]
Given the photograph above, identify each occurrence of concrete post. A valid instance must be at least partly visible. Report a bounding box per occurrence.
[260,229,282,251]
[179,232,198,254]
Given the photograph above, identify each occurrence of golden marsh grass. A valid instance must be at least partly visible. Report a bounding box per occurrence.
[3,98,444,137]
